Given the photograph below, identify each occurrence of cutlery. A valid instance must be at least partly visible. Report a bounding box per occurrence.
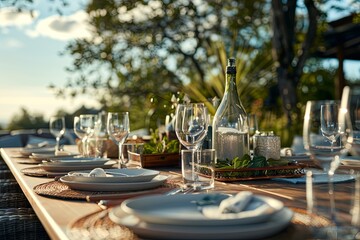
[94,186,194,209]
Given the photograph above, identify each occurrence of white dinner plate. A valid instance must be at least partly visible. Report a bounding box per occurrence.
[42,158,110,166]
[66,168,159,183]
[19,147,55,157]
[60,175,168,192]
[39,160,116,172]
[118,193,283,226]
[30,153,78,161]
[109,206,293,240]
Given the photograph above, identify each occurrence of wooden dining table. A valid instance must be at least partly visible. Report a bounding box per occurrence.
[0,147,358,240]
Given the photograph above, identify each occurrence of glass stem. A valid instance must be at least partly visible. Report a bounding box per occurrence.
[191,149,196,183]
[328,171,337,225]
[81,137,87,157]
[56,136,60,152]
[118,143,124,168]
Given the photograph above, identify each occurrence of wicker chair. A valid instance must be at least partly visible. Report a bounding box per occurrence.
[0,208,49,240]
[0,160,49,239]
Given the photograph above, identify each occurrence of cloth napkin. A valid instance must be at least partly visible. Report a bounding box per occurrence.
[202,191,275,219]
[272,173,354,184]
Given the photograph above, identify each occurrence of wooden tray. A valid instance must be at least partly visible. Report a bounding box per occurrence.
[128,152,180,168]
[199,165,305,182]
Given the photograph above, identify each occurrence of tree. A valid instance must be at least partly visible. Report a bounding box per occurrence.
[50,0,270,130]
[7,108,48,130]
[271,0,319,128]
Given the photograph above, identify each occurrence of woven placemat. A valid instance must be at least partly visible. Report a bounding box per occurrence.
[33,180,179,201]
[21,167,67,178]
[68,209,138,240]
[66,208,332,240]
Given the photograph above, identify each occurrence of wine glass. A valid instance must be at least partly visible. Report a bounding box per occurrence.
[320,103,340,151]
[107,112,130,168]
[303,100,345,172]
[93,111,109,158]
[175,103,209,190]
[49,116,65,153]
[303,100,351,236]
[341,86,360,156]
[73,116,86,156]
[248,113,258,151]
[80,114,98,157]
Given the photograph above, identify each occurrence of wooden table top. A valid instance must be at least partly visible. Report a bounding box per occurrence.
[0,147,356,240]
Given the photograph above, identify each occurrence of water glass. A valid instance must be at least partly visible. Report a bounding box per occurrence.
[181,149,215,191]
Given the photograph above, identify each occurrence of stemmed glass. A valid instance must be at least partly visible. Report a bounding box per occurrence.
[107,112,130,168]
[248,113,258,151]
[341,86,360,156]
[73,116,87,156]
[303,100,351,236]
[175,103,209,189]
[320,103,340,151]
[93,111,108,158]
[49,116,65,153]
[80,114,98,157]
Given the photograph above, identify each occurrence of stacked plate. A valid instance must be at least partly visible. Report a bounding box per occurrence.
[109,193,293,239]
[19,146,56,157]
[39,157,117,172]
[29,152,78,162]
[59,168,167,192]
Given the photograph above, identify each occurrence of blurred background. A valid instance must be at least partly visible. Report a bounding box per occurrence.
[0,0,359,147]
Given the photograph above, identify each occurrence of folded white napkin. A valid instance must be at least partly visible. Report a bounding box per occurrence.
[202,191,275,220]
[71,168,108,177]
[89,168,107,177]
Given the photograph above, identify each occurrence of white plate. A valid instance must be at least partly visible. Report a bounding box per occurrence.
[39,160,116,172]
[30,153,78,161]
[66,168,159,183]
[118,193,283,226]
[60,175,168,191]
[109,206,293,240]
[42,158,111,166]
[20,147,55,156]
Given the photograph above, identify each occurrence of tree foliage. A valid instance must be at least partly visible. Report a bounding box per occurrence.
[7,108,48,131]
[51,0,271,130]
[3,0,358,145]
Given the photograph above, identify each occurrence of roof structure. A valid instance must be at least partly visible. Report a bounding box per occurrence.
[316,13,360,60]
[314,13,360,98]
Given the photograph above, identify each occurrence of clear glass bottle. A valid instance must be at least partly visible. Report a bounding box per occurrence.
[212,58,249,162]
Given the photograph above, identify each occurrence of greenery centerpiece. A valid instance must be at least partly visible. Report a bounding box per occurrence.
[127,129,180,168]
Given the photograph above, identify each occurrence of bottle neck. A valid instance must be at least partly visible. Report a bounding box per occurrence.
[225,72,239,98]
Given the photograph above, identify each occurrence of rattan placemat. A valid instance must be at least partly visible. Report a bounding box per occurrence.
[68,209,139,240]
[33,180,178,201]
[21,167,67,178]
[66,208,332,240]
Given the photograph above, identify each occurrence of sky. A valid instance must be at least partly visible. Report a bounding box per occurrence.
[0,0,359,128]
[0,0,99,127]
